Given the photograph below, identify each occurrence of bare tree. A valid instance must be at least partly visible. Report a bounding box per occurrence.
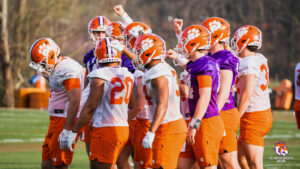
[1,0,14,107]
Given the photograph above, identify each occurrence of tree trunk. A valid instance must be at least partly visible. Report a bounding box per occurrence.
[1,0,14,107]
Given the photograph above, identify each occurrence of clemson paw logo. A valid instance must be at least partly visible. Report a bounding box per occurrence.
[187,28,200,41]
[274,142,289,156]
[38,43,51,57]
[129,25,143,37]
[209,20,221,33]
[141,38,154,51]
[235,26,249,39]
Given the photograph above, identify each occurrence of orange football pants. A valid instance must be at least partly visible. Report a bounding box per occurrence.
[42,116,82,166]
[152,118,187,169]
[238,108,273,146]
[219,108,240,153]
[89,126,129,164]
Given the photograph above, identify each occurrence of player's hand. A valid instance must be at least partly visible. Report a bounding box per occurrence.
[109,40,125,52]
[186,127,196,145]
[59,129,70,150]
[67,131,77,152]
[113,4,125,16]
[166,49,179,60]
[142,131,155,148]
[173,18,183,35]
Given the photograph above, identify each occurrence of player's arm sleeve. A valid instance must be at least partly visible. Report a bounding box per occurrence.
[56,66,83,87]
[121,12,133,26]
[197,75,212,88]
[87,68,111,81]
[238,57,259,77]
[63,78,81,91]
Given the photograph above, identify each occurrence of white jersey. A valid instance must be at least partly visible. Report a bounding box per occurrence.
[294,63,300,101]
[48,57,84,118]
[88,67,134,127]
[133,70,150,120]
[179,70,190,120]
[236,53,271,112]
[143,62,183,124]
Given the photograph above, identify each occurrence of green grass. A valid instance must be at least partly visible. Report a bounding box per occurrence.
[0,109,300,168]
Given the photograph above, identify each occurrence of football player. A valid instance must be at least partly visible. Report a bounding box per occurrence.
[232,25,273,169]
[167,25,225,169]
[294,62,300,129]
[201,17,240,169]
[109,21,153,169]
[171,19,200,169]
[29,38,84,169]
[132,33,187,169]
[80,16,111,169]
[63,37,134,169]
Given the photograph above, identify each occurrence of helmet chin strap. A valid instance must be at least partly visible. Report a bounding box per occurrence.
[144,49,157,65]
[190,43,200,56]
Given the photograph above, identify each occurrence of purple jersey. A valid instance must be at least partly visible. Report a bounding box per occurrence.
[83,49,98,74]
[121,54,135,73]
[83,50,135,74]
[186,56,220,119]
[209,50,239,111]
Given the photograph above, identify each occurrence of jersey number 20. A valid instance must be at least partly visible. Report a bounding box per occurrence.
[110,77,133,104]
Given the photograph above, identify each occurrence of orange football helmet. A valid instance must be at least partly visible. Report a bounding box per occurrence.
[94,37,122,64]
[180,25,211,56]
[132,34,165,70]
[231,25,262,53]
[201,17,230,46]
[29,38,61,76]
[88,16,111,44]
[106,22,124,40]
[123,22,152,50]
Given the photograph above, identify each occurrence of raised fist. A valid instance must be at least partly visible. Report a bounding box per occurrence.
[113,4,125,16]
[173,18,183,35]
[166,49,179,60]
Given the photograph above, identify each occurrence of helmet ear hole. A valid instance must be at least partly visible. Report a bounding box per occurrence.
[241,40,246,43]
[191,43,195,46]
[213,35,218,39]
[145,53,150,57]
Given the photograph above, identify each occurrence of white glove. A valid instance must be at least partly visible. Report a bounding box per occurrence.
[142,131,155,148]
[109,40,124,52]
[58,129,70,150]
[67,131,77,152]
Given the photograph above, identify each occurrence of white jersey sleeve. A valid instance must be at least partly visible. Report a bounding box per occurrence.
[88,67,134,127]
[143,63,183,124]
[294,63,300,100]
[237,53,271,112]
[48,57,85,118]
[121,13,133,26]
[238,56,260,77]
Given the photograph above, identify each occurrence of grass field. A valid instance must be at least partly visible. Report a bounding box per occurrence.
[0,109,299,169]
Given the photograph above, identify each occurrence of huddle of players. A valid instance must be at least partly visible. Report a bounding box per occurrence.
[29,4,273,169]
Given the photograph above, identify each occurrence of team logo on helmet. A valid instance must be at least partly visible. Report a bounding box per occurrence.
[38,43,51,57]
[235,26,249,40]
[141,38,154,51]
[274,142,289,156]
[129,25,144,37]
[187,28,200,41]
[209,20,222,34]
